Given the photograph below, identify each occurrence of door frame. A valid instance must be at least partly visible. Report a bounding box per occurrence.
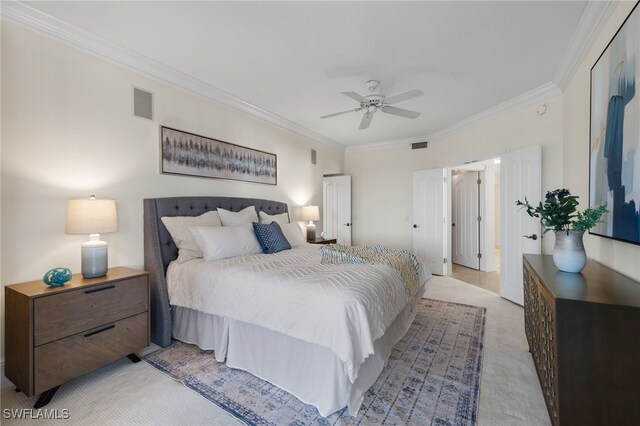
[413,168,448,276]
[322,175,352,245]
[446,164,494,274]
[499,145,542,305]
[419,145,540,282]
[451,170,483,270]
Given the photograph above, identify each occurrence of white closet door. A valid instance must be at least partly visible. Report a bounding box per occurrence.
[452,171,480,269]
[323,175,352,245]
[413,168,448,275]
[500,145,542,305]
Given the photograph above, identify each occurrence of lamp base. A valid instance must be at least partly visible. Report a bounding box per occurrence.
[306,223,316,241]
[81,240,108,278]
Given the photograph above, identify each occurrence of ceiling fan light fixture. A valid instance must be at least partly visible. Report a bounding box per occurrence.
[321,80,423,130]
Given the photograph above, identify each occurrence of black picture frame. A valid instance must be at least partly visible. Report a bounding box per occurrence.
[160,126,277,185]
[589,1,640,246]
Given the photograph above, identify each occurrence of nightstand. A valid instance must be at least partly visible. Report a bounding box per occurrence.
[5,267,149,408]
[308,238,337,244]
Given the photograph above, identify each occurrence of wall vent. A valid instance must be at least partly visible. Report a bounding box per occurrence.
[411,141,429,150]
[311,149,317,165]
[133,87,153,120]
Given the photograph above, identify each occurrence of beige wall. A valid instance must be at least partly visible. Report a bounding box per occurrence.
[345,1,640,282]
[563,1,640,281]
[345,95,563,255]
[3,3,640,372]
[1,24,343,285]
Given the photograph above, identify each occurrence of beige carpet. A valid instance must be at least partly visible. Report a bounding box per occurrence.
[1,276,550,425]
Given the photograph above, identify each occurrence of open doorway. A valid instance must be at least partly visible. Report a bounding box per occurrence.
[449,158,501,294]
[413,145,541,304]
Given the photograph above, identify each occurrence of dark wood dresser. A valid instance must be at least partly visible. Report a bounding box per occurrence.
[5,267,149,407]
[523,254,640,426]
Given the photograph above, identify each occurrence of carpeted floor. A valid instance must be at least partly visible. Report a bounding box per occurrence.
[1,276,550,425]
[144,298,486,425]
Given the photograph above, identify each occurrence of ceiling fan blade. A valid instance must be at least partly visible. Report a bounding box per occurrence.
[381,106,421,119]
[383,89,424,105]
[359,111,375,130]
[320,108,361,119]
[341,91,368,103]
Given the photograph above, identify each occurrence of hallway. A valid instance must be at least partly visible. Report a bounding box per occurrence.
[452,263,500,294]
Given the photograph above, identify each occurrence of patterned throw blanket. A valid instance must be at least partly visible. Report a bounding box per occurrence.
[320,244,421,302]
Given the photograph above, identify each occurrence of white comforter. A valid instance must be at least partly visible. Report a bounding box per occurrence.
[167,244,431,382]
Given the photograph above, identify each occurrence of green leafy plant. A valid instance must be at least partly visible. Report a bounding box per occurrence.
[572,204,609,232]
[516,189,607,234]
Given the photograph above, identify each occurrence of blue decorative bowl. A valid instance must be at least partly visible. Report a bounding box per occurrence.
[43,268,72,287]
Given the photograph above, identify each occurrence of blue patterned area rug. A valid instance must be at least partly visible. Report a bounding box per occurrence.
[145,298,486,425]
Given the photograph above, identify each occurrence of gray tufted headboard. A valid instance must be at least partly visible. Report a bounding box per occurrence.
[143,196,289,347]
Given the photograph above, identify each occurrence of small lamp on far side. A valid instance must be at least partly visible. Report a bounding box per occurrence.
[301,205,320,241]
[65,195,118,279]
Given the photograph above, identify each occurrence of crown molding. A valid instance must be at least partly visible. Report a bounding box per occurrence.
[3,1,609,156]
[346,82,561,154]
[427,82,561,142]
[553,1,619,90]
[1,1,345,152]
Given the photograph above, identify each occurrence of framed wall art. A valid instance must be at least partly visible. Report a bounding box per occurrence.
[589,1,640,245]
[160,126,277,185]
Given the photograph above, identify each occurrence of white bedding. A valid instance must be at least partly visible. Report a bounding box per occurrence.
[167,244,432,382]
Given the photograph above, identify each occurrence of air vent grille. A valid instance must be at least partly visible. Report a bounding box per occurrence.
[411,142,429,150]
[133,87,153,121]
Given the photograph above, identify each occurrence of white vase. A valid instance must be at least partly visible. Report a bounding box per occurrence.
[553,230,587,273]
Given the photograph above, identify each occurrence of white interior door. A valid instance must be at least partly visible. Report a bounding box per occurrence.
[413,169,448,275]
[323,175,352,245]
[500,145,542,305]
[452,171,480,269]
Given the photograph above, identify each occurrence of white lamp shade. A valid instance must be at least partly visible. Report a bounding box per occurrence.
[301,205,320,222]
[66,198,118,234]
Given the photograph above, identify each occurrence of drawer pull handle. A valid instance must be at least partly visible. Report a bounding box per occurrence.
[84,325,115,338]
[84,285,115,294]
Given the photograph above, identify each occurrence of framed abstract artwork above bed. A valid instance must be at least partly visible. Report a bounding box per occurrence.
[589,1,640,245]
[160,126,277,185]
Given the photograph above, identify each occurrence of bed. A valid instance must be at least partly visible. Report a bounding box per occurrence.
[143,196,432,416]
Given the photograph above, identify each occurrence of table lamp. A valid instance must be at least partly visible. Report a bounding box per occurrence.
[65,195,118,278]
[301,205,320,241]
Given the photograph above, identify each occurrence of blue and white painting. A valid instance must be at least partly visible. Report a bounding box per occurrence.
[590,2,640,245]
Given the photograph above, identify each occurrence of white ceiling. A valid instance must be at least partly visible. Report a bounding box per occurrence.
[23,1,588,148]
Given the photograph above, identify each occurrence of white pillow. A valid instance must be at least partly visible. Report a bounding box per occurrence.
[259,211,290,224]
[218,206,259,226]
[280,223,307,247]
[190,224,262,261]
[161,211,222,263]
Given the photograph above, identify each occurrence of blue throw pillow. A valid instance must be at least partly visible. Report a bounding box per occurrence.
[252,222,291,254]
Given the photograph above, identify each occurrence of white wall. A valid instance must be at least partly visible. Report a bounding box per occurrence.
[345,1,640,283]
[345,95,563,255]
[0,22,344,355]
[563,1,640,282]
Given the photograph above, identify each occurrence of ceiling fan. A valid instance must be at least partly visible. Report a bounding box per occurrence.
[320,80,423,130]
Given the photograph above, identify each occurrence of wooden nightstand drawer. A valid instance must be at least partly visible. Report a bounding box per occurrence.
[34,313,148,393]
[5,267,149,403]
[34,276,148,346]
